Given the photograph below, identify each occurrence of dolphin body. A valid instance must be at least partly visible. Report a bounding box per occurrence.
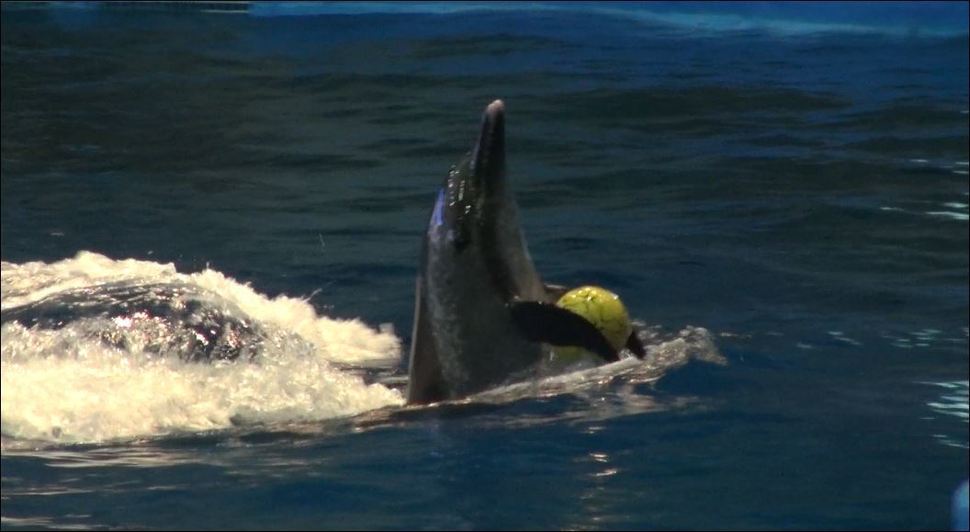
[406,100,643,405]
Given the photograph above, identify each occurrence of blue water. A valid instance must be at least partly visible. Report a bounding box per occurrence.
[2,2,968,530]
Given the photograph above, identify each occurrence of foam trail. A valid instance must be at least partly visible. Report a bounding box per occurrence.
[1,252,404,445]
[2,251,401,365]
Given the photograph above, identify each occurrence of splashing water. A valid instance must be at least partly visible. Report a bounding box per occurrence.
[1,252,723,446]
[1,252,405,445]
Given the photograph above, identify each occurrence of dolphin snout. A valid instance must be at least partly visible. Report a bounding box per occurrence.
[472,99,506,181]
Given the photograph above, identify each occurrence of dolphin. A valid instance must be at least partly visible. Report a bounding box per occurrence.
[406,100,644,405]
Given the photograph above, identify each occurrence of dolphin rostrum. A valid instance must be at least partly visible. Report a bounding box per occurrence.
[406,100,644,405]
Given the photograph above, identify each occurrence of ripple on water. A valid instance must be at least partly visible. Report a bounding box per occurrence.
[922,380,969,450]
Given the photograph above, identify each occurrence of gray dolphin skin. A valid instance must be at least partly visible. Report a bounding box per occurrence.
[406,100,642,405]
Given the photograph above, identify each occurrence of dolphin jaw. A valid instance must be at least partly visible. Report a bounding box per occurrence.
[435,100,508,251]
[472,99,506,185]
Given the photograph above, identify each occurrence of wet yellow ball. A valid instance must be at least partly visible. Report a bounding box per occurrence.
[554,285,632,362]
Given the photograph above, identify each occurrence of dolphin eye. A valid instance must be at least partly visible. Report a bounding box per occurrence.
[452,201,477,252]
[451,212,472,251]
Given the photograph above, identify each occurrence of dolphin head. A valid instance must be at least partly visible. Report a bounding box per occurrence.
[431,100,504,248]
[409,100,545,404]
[466,98,507,202]
[428,100,543,302]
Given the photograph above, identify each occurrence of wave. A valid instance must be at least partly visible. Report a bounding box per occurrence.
[245,2,969,39]
[1,251,404,445]
[10,2,966,39]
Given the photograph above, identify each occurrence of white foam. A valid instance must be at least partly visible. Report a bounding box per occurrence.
[924,381,970,423]
[1,251,402,365]
[467,326,724,404]
[922,381,969,449]
[926,211,970,221]
[1,252,404,445]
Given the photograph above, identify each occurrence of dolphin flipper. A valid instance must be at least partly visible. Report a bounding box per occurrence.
[406,278,447,404]
[508,301,620,362]
[543,283,647,360]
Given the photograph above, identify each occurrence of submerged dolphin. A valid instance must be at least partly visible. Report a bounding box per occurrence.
[406,100,643,405]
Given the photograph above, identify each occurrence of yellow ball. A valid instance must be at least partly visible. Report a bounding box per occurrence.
[554,285,632,362]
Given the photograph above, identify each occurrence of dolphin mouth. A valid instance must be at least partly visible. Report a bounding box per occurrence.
[433,100,508,250]
[471,99,506,183]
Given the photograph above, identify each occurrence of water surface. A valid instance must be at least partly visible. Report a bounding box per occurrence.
[2,3,968,530]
